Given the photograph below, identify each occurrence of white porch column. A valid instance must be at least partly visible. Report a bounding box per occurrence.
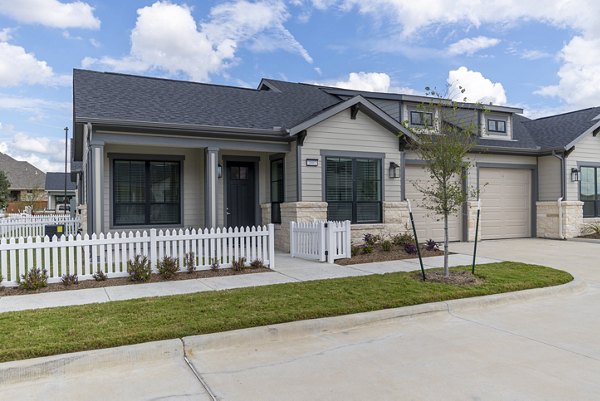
[205,147,219,228]
[90,143,104,234]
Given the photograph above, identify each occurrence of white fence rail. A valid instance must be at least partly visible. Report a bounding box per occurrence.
[0,216,80,238]
[290,220,351,263]
[0,224,275,287]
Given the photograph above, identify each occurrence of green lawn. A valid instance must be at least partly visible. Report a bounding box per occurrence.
[0,262,572,363]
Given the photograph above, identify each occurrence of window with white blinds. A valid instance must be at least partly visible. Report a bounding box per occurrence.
[325,156,381,223]
[113,160,181,226]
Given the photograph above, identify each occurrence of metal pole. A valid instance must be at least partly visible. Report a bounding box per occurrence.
[407,200,426,281]
[472,199,481,274]
[64,127,68,215]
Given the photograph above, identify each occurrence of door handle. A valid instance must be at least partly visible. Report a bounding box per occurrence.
[226,208,231,215]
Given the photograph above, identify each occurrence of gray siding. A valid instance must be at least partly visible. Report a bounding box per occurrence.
[566,134,600,201]
[538,155,562,201]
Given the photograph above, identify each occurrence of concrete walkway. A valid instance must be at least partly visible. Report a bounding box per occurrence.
[0,252,501,313]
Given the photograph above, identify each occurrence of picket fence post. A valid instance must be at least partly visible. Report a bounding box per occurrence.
[344,220,352,258]
[289,221,295,258]
[149,228,157,270]
[268,223,275,269]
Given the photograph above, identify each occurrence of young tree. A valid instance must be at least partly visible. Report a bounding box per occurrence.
[404,86,480,277]
[22,186,45,215]
[0,171,10,210]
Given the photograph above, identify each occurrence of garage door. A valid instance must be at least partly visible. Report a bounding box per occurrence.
[479,168,531,239]
[404,166,462,242]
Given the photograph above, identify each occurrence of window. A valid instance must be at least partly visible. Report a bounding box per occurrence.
[410,111,433,126]
[325,157,382,223]
[580,166,600,217]
[113,160,181,226]
[487,118,507,133]
[270,158,284,224]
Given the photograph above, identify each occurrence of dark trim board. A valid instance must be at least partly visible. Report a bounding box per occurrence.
[476,162,538,238]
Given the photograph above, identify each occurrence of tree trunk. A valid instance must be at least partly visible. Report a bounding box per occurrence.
[443,213,449,277]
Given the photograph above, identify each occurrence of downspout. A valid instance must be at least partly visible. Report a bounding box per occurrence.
[557,197,564,240]
[552,151,566,239]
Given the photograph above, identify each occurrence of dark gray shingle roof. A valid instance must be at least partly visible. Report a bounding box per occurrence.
[475,113,540,151]
[0,153,45,190]
[523,107,600,150]
[73,70,340,130]
[45,172,76,191]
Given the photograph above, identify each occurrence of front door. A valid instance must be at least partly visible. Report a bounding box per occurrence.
[226,161,256,228]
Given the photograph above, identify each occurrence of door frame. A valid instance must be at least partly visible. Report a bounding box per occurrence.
[222,156,260,227]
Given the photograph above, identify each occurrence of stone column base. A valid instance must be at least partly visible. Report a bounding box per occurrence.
[536,201,583,239]
[276,202,328,252]
[466,201,481,242]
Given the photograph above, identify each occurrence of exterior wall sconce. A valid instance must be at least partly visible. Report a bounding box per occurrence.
[389,161,400,179]
[217,164,222,179]
[571,168,581,182]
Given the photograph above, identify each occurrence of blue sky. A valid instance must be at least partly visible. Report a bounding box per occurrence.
[0,0,599,171]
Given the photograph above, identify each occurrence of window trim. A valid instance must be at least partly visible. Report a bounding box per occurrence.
[108,154,184,229]
[270,157,284,224]
[409,110,433,127]
[579,165,600,218]
[323,155,383,224]
[487,118,507,134]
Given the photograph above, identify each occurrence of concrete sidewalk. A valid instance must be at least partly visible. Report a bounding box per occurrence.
[0,252,502,313]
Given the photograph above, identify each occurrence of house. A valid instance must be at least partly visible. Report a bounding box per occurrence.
[44,172,77,212]
[0,152,47,212]
[71,69,600,249]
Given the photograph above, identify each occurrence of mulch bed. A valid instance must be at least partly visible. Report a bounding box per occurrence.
[413,270,483,285]
[0,267,271,297]
[336,245,443,266]
[578,233,600,240]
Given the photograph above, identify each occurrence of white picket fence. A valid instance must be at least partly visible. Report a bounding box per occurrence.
[0,215,80,238]
[290,220,351,263]
[0,224,275,287]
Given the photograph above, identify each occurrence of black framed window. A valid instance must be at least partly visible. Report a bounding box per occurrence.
[113,160,181,226]
[580,166,600,217]
[270,158,284,224]
[325,157,382,223]
[487,119,507,133]
[410,111,433,126]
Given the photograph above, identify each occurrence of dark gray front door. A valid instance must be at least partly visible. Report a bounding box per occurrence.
[226,161,256,228]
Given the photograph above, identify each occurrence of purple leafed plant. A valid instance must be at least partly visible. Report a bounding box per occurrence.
[403,243,417,254]
[425,239,438,251]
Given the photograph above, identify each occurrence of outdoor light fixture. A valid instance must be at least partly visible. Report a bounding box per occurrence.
[571,168,581,182]
[389,161,400,178]
[217,164,222,179]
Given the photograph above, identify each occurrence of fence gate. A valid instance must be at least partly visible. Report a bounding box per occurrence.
[290,220,351,263]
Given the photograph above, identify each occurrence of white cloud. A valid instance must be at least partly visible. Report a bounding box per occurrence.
[86,1,311,82]
[314,72,417,94]
[448,66,507,105]
[0,0,99,29]
[520,49,552,60]
[0,28,12,42]
[447,36,500,56]
[0,42,54,86]
[536,36,600,109]
[0,126,70,172]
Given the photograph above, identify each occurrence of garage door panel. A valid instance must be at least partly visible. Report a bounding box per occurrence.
[405,166,462,242]
[479,167,531,239]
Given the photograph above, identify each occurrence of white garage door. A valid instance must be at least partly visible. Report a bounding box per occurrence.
[404,165,462,242]
[479,168,531,239]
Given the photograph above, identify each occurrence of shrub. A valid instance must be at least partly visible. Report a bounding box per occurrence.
[403,243,418,254]
[250,259,266,269]
[184,252,196,274]
[381,240,392,252]
[93,269,108,281]
[127,255,152,282]
[392,232,414,246]
[583,222,600,236]
[351,245,360,257]
[61,273,79,286]
[157,256,179,280]
[0,274,3,285]
[425,239,439,251]
[210,258,220,272]
[231,257,246,272]
[363,233,382,246]
[19,267,48,290]
[362,245,374,254]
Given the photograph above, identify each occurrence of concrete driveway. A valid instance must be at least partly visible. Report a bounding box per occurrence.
[188,239,600,400]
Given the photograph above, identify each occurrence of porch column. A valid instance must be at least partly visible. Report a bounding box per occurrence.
[90,143,104,234]
[205,147,219,228]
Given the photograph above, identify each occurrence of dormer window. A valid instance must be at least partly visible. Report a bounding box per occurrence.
[487,119,506,133]
[410,111,433,126]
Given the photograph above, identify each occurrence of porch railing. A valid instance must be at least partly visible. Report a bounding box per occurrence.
[0,224,275,287]
[290,220,351,263]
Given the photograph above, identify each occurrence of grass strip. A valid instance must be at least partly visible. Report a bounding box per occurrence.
[0,262,572,363]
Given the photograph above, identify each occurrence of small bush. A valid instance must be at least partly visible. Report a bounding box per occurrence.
[381,240,392,252]
[61,273,79,286]
[0,274,3,285]
[210,258,220,272]
[19,267,48,290]
[403,243,418,254]
[157,256,179,280]
[250,259,266,269]
[362,245,374,254]
[351,245,360,257]
[424,239,439,251]
[93,269,108,281]
[127,255,152,282]
[231,257,246,271]
[184,252,196,274]
[583,222,600,235]
[363,233,382,246]
[392,232,414,246]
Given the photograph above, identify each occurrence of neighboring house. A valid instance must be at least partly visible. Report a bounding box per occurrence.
[71,69,600,248]
[44,172,77,211]
[0,152,47,209]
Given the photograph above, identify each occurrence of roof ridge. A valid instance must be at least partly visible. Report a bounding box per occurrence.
[532,106,600,122]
